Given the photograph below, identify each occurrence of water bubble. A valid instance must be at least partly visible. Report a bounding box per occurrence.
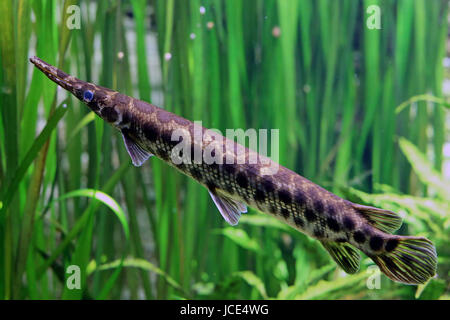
[272,26,281,38]
[190,33,196,40]
[443,57,450,68]
[164,52,172,61]
[117,51,124,60]
[199,6,206,15]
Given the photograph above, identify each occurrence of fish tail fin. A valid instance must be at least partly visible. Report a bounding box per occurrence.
[352,203,402,234]
[367,236,437,284]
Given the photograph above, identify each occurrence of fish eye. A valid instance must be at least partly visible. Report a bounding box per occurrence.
[83,90,94,102]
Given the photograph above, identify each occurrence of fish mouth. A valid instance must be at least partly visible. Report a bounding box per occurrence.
[29,56,75,92]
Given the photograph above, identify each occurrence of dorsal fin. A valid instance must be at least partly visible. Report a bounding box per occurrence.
[352,203,402,234]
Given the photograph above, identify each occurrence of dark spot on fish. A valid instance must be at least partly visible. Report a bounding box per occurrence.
[294,191,306,205]
[206,181,217,191]
[328,204,337,216]
[313,228,324,238]
[327,217,340,232]
[101,107,119,123]
[278,189,291,204]
[353,231,366,243]
[236,172,248,189]
[294,215,304,227]
[87,101,99,112]
[223,183,235,195]
[143,123,159,141]
[336,238,347,243]
[245,169,257,183]
[262,179,275,193]
[158,147,170,161]
[385,238,399,252]
[223,163,235,175]
[369,235,384,251]
[281,208,289,218]
[313,199,324,213]
[121,127,131,136]
[120,110,131,126]
[304,208,317,222]
[190,167,202,180]
[175,162,185,170]
[270,205,278,214]
[254,188,266,202]
[161,132,179,147]
[343,217,355,231]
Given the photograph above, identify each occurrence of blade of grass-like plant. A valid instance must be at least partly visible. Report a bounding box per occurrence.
[355,0,381,186]
[394,0,415,191]
[225,0,246,128]
[13,0,77,298]
[56,189,130,299]
[430,2,448,173]
[398,137,450,199]
[36,160,131,278]
[0,0,18,300]
[87,258,186,295]
[396,94,450,114]
[277,0,299,168]
[295,268,369,300]
[233,271,268,299]
[16,0,32,115]
[131,0,151,102]
[0,103,68,214]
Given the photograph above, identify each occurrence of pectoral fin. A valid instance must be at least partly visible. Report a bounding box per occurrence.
[122,132,153,166]
[209,190,247,226]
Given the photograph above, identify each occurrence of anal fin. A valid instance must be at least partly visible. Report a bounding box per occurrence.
[209,190,247,226]
[122,132,153,167]
[321,240,361,274]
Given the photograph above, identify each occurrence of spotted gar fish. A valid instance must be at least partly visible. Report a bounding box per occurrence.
[30,56,437,284]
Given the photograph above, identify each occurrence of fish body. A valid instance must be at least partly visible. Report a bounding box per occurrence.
[30,56,437,284]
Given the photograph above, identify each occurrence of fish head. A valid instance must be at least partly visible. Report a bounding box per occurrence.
[29,56,117,117]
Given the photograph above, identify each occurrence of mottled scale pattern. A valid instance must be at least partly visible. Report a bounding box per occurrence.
[116,97,375,245]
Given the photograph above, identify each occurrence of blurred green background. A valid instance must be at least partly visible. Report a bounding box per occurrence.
[0,0,449,299]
